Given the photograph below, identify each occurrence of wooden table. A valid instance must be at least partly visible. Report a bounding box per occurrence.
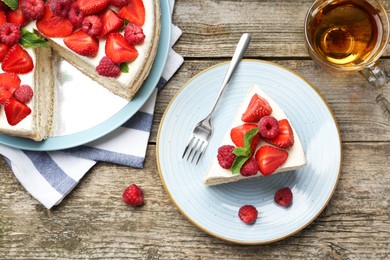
[1,0,390,258]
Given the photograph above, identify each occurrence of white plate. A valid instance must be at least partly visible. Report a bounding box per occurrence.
[157,60,342,244]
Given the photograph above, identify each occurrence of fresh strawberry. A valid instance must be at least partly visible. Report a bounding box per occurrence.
[118,0,145,26]
[274,187,293,207]
[264,119,294,149]
[0,43,10,62]
[241,94,272,122]
[105,32,138,63]
[77,0,109,15]
[36,3,74,37]
[98,8,123,38]
[0,84,13,105]
[0,72,21,91]
[0,10,6,27]
[230,123,260,152]
[64,30,99,57]
[4,98,31,126]
[6,1,28,26]
[1,44,34,74]
[255,145,288,176]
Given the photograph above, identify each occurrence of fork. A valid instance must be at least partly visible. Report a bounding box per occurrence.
[182,33,251,164]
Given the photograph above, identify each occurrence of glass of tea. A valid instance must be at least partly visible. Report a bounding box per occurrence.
[304,0,390,88]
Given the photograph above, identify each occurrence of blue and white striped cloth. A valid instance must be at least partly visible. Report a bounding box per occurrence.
[0,0,183,209]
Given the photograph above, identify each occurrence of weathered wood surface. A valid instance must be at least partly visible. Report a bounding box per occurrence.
[1,0,390,259]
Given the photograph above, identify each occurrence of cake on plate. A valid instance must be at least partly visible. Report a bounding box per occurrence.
[0,0,160,141]
[203,84,306,186]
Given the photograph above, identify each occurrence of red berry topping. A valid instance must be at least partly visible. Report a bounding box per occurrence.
[96,56,120,77]
[124,23,145,45]
[97,9,123,38]
[82,15,102,36]
[240,157,258,176]
[274,187,293,207]
[0,10,7,28]
[238,205,258,224]
[2,44,34,74]
[0,2,10,11]
[0,23,21,46]
[105,32,138,63]
[21,0,45,20]
[255,145,288,176]
[4,98,31,126]
[77,0,109,15]
[258,115,279,139]
[0,43,9,62]
[264,119,294,149]
[118,0,145,26]
[230,123,259,152]
[122,184,144,206]
[49,0,71,18]
[67,2,85,28]
[13,85,34,103]
[37,3,74,37]
[64,30,99,57]
[7,5,28,26]
[217,145,236,169]
[241,94,272,122]
[110,0,129,8]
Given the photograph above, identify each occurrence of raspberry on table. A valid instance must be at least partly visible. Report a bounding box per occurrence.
[13,85,34,103]
[274,187,293,207]
[217,145,236,169]
[124,23,145,45]
[109,0,130,8]
[68,2,85,28]
[122,184,144,206]
[0,23,21,46]
[258,115,279,139]
[96,56,121,77]
[82,15,103,36]
[50,0,71,18]
[238,205,258,224]
[240,157,258,176]
[21,0,45,20]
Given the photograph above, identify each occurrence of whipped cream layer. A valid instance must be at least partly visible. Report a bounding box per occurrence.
[203,84,306,186]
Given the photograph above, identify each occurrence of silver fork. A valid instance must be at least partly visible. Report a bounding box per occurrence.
[182,33,251,164]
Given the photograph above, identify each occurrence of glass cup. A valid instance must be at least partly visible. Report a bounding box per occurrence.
[304,0,390,89]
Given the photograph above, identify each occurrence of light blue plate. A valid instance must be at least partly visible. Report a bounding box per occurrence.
[0,0,171,151]
[157,60,342,244]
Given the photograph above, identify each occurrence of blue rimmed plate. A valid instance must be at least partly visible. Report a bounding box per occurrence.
[157,60,342,244]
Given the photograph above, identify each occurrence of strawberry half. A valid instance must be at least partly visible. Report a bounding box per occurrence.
[1,44,34,74]
[4,98,31,126]
[230,123,260,152]
[36,3,74,37]
[255,145,288,176]
[0,84,13,105]
[64,30,99,57]
[6,2,27,26]
[0,73,21,91]
[105,33,138,63]
[241,94,272,122]
[0,10,6,27]
[98,9,124,38]
[264,119,294,149]
[0,43,10,62]
[118,0,145,26]
[77,0,109,15]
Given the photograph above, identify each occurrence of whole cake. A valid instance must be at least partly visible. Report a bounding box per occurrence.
[203,84,306,186]
[0,0,160,140]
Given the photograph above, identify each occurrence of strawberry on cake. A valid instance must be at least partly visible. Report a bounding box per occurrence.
[0,0,160,141]
[203,84,306,186]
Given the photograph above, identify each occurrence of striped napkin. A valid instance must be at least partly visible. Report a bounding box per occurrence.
[0,0,183,209]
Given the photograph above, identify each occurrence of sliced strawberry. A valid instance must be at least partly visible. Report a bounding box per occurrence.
[105,32,138,63]
[64,30,99,57]
[241,94,272,122]
[98,8,123,38]
[264,119,294,149]
[36,3,74,37]
[4,98,31,126]
[77,0,109,15]
[255,145,288,176]
[230,123,260,152]
[1,44,34,74]
[0,10,6,27]
[0,72,21,91]
[118,0,145,26]
[0,43,10,62]
[0,84,13,105]
[6,1,27,26]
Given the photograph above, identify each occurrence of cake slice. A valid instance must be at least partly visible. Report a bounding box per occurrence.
[203,84,306,186]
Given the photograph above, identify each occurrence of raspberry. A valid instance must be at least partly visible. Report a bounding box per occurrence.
[82,15,102,36]
[21,0,45,20]
[13,85,34,103]
[217,145,236,169]
[274,187,293,207]
[0,2,10,11]
[124,23,145,45]
[240,157,258,176]
[258,116,279,139]
[67,2,85,28]
[238,205,258,224]
[96,56,120,77]
[109,0,130,7]
[122,184,144,206]
[0,23,21,46]
[50,0,71,18]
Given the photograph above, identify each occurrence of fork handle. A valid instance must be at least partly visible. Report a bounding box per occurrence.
[208,33,251,116]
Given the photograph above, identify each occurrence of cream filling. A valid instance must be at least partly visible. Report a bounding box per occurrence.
[203,84,307,186]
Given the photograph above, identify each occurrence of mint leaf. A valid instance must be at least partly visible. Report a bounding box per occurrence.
[231,156,250,174]
[233,147,250,157]
[20,28,48,48]
[120,63,129,73]
[230,128,259,174]
[2,0,18,10]
[244,128,259,148]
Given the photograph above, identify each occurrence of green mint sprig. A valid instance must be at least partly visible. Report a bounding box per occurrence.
[230,128,258,174]
[120,63,129,73]
[2,0,18,10]
[20,28,48,48]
